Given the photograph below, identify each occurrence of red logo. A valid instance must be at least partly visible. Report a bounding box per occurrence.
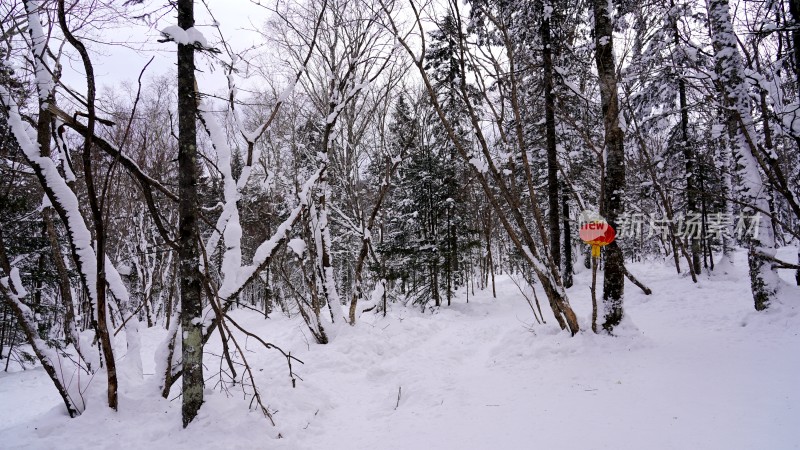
[579,221,616,246]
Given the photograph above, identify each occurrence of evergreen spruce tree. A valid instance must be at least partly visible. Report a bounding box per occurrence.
[381,86,478,307]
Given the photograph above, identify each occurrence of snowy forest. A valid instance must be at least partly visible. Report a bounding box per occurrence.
[0,0,798,448]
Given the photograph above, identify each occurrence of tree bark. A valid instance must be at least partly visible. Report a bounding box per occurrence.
[788,0,800,285]
[592,0,626,332]
[43,209,82,355]
[561,180,573,288]
[672,0,702,275]
[789,0,800,91]
[708,0,780,310]
[32,45,81,353]
[56,0,117,409]
[177,0,204,427]
[542,10,561,274]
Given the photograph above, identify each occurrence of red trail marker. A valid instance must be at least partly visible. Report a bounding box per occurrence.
[580,220,615,258]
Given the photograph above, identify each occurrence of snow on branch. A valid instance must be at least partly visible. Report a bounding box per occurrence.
[0,266,86,417]
[24,0,54,101]
[217,165,324,302]
[2,80,138,365]
[1,83,100,313]
[48,103,179,202]
[159,25,219,53]
[198,99,242,296]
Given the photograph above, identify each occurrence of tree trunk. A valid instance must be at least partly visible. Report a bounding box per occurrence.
[484,212,497,298]
[708,0,780,310]
[389,10,580,334]
[789,0,800,91]
[43,209,82,355]
[348,156,403,324]
[672,0,702,276]
[57,0,118,411]
[788,0,800,285]
[177,0,204,427]
[0,283,83,417]
[0,220,83,416]
[561,181,573,288]
[593,0,626,332]
[32,46,81,352]
[542,11,561,274]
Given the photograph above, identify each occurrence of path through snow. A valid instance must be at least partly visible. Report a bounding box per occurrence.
[0,249,798,449]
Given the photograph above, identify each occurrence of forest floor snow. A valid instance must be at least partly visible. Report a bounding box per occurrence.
[1,248,798,449]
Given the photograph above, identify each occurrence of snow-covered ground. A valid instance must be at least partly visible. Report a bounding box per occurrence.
[1,249,798,449]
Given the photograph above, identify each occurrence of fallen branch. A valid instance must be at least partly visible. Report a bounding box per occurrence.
[757,251,800,270]
[623,265,652,295]
[395,386,402,409]
[223,312,305,383]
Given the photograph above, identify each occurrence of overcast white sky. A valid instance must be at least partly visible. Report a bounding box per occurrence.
[62,0,272,98]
